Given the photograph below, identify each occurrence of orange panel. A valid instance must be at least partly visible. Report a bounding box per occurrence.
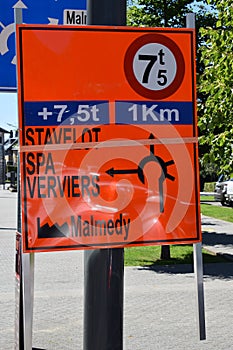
[16,25,201,252]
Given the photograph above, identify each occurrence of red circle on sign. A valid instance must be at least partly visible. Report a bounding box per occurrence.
[124,34,185,100]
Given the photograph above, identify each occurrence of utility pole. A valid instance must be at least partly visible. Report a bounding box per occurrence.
[83,1,126,350]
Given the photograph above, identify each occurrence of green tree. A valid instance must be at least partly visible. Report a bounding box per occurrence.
[198,0,233,175]
[127,0,209,27]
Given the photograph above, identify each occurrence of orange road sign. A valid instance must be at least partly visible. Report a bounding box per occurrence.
[16,24,201,252]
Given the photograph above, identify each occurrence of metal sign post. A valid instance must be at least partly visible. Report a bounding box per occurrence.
[83,2,126,349]
[193,242,206,340]
[14,6,35,350]
[186,12,206,341]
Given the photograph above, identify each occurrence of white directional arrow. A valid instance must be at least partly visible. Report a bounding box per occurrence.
[0,23,15,55]
[13,0,28,9]
[11,55,17,65]
[48,18,59,25]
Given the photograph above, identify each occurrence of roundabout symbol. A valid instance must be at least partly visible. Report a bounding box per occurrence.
[124,33,185,100]
[0,22,16,64]
[106,133,175,213]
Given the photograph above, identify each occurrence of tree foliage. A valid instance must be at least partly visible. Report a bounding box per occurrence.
[127,0,194,27]
[127,0,216,29]
[198,0,233,174]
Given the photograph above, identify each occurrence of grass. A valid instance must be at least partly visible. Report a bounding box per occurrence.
[124,202,233,267]
[14,196,228,266]
[124,244,226,267]
[201,203,233,223]
[200,195,215,202]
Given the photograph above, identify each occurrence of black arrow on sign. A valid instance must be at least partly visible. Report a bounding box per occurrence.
[106,167,139,177]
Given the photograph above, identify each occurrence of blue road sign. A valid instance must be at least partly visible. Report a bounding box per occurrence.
[0,0,86,91]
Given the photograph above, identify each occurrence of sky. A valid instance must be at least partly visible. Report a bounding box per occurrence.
[0,92,18,131]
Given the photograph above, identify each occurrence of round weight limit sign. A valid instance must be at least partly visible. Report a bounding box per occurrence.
[124,34,185,99]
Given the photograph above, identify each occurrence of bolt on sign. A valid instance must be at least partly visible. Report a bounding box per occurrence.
[16,25,201,253]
